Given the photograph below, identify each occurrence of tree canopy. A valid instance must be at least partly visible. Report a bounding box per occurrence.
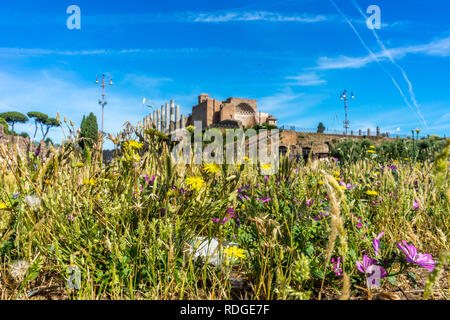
[0,112,29,132]
[317,122,326,133]
[79,113,99,150]
[27,111,49,139]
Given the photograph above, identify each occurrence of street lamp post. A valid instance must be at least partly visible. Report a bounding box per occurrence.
[340,90,354,136]
[95,73,113,135]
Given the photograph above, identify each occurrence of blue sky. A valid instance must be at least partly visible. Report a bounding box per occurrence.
[0,0,449,148]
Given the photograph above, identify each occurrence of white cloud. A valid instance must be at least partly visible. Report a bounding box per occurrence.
[189,11,328,23]
[313,36,450,70]
[286,72,327,86]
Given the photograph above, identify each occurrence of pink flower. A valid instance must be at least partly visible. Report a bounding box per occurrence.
[372,232,384,256]
[332,257,343,276]
[356,255,387,279]
[397,240,435,271]
[413,200,420,211]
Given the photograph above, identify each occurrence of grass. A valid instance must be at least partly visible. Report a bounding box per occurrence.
[0,121,448,300]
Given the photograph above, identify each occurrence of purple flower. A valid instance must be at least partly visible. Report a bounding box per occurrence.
[13,192,20,199]
[332,257,343,276]
[67,214,74,222]
[356,255,387,282]
[356,255,377,274]
[356,222,363,228]
[264,176,269,181]
[397,240,435,271]
[306,199,314,207]
[149,175,156,185]
[256,197,271,204]
[211,218,220,223]
[413,200,420,211]
[372,232,384,256]
[34,148,41,156]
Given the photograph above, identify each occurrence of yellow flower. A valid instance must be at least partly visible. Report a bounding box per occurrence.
[261,163,272,170]
[204,163,220,174]
[125,140,143,150]
[243,156,251,163]
[224,247,246,260]
[332,171,340,176]
[75,162,85,168]
[339,185,347,190]
[0,202,8,209]
[132,153,142,162]
[370,145,375,149]
[241,204,245,210]
[318,181,325,186]
[167,190,174,196]
[367,150,376,154]
[83,178,97,186]
[366,190,378,196]
[44,179,51,184]
[185,176,205,191]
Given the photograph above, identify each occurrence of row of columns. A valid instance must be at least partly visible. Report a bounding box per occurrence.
[143,99,187,134]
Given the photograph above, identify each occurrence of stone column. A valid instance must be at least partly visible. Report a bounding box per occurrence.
[170,100,175,133]
[157,109,161,132]
[359,129,362,136]
[165,103,170,134]
[376,126,380,137]
[160,105,165,132]
[181,114,186,129]
[367,128,371,136]
[153,111,157,129]
[175,105,180,130]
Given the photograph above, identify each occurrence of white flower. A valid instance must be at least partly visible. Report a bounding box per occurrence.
[24,195,41,210]
[9,260,30,282]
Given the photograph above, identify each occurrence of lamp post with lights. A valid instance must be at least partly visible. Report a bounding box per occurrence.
[95,73,113,135]
[340,90,354,136]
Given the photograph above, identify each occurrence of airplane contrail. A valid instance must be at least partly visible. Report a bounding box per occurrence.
[328,0,427,128]
[351,0,427,128]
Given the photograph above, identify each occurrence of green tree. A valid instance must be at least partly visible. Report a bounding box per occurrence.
[0,117,9,134]
[0,112,28,132]
[79,113,99,150]
[317,122,326,133]
[27,112,49,139]
[42,118,60,140]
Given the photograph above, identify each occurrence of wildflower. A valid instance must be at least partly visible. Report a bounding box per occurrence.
[13,192,20,199]
[356,222,363,228]
[261,163,272,170]
[256,197,271,204]
[332,257,343,276]
[125,140,143,150]
[204,163,220,174]
[356,255,377,274]
[306,199,314,207]
[317,181,325,186]
[75,162,85,168]
[366,190,378,196]
[83,178,97,186]
[185,176,205,191]
[224,247,246,260]
[0,202,8,209]
[372,232,384,256]
[264,176,269,181]
[367,150,376,154]
[413,200,420,211]
[370,145,375,149]
[397,240,435,271]
[34,148,41,156]
[24,195,41,210]
[68,214,74,222]
[9,260,30,282]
